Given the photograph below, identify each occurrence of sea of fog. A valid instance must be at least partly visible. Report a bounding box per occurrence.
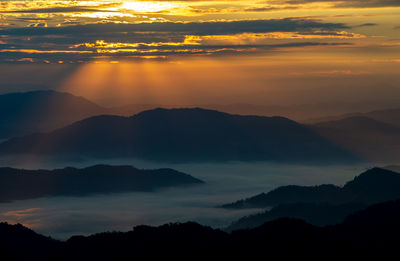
[0,156,371,239]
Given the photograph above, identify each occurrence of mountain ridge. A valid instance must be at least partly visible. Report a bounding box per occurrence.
[0,164,203,202]
[0,90,107,139]
[4,199,400,259]
[0,107,359,163]
[221,167,400,230]
[222,167,400,209]
[309,116,400,163]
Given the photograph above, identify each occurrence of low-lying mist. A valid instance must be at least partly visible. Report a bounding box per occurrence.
[0,155,370,239]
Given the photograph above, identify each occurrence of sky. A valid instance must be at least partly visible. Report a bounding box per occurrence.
[0,1,399,110]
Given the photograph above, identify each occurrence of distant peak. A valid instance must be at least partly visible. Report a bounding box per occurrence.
[343,167,400,190]
[132,107,294,121]
[7,89,65,96]
[360,167,400,176]
[82,164,138,171]
[131,107,229,118]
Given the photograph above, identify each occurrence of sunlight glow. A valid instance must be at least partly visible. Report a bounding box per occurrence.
[119,1,181,13]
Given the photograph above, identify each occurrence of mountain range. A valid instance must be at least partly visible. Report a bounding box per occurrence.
[225,202,367,231]
[0,165,203,202]
[222,168,400,209]
[310,116,400,162]
[306,107,400,127]
[222,168,400,230]
[0,107,358,163]
[4,199,400,260]
[1,90,400,163]
[2,90,394,141]
[0,91,105,139]
[0,90,176,139]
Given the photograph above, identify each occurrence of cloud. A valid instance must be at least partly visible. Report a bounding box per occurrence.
[0,18,349,36]
[356,23,377,27]
[1,2,122,14]
[271,0,400,8]
[0,41,353,64]
[4,6,114,14]
[0,18,358,62]
[243,6,300,12]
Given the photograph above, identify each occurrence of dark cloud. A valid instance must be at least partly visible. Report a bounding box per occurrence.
[356,23,377,27]
[14,18,51,21]
[243,6,300,12]
[4,6,111,13]
[2,3,121,14]
[0,18,355,63]
[0,18,349,36]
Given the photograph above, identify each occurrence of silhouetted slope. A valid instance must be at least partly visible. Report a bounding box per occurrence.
[336,199,400,253]
[0,165,203,202]
[68,200,400,259]
[222,184,342,209]
[343,199,400,226]
[310,116,400,162]
[0,90,106,139]
[226,202,366,231]
[222,167,400,209]
[65,222,229,261]
[0,108,358,163]
[342,167,400,202]
[5,199,400,260]
[222,168,400,230]
[0,222,60,260]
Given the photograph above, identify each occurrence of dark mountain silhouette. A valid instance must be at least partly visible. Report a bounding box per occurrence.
[0,222,61,260]
[0,108,359,163]
[310,116,400,162]
[343,199,400,226]
[222,167,400,209]
[225,202,366,231]
[341,167,400,202]
[4,199,400,260]
[0,90,335,140]
[121,101,400,122]
[222,184,342,209]
[222,167,400,230]
[0,90,107,139]
[0,165,203,202]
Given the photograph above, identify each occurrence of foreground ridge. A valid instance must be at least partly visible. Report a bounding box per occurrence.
[3,199,400,260]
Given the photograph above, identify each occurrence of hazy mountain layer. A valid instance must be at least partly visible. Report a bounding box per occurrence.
[0,91,105,139]
[310,116,400,162]
[0,108,359,163]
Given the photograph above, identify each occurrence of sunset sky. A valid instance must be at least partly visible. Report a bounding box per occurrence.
[1,1,399,109]
[1,1,400,240]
